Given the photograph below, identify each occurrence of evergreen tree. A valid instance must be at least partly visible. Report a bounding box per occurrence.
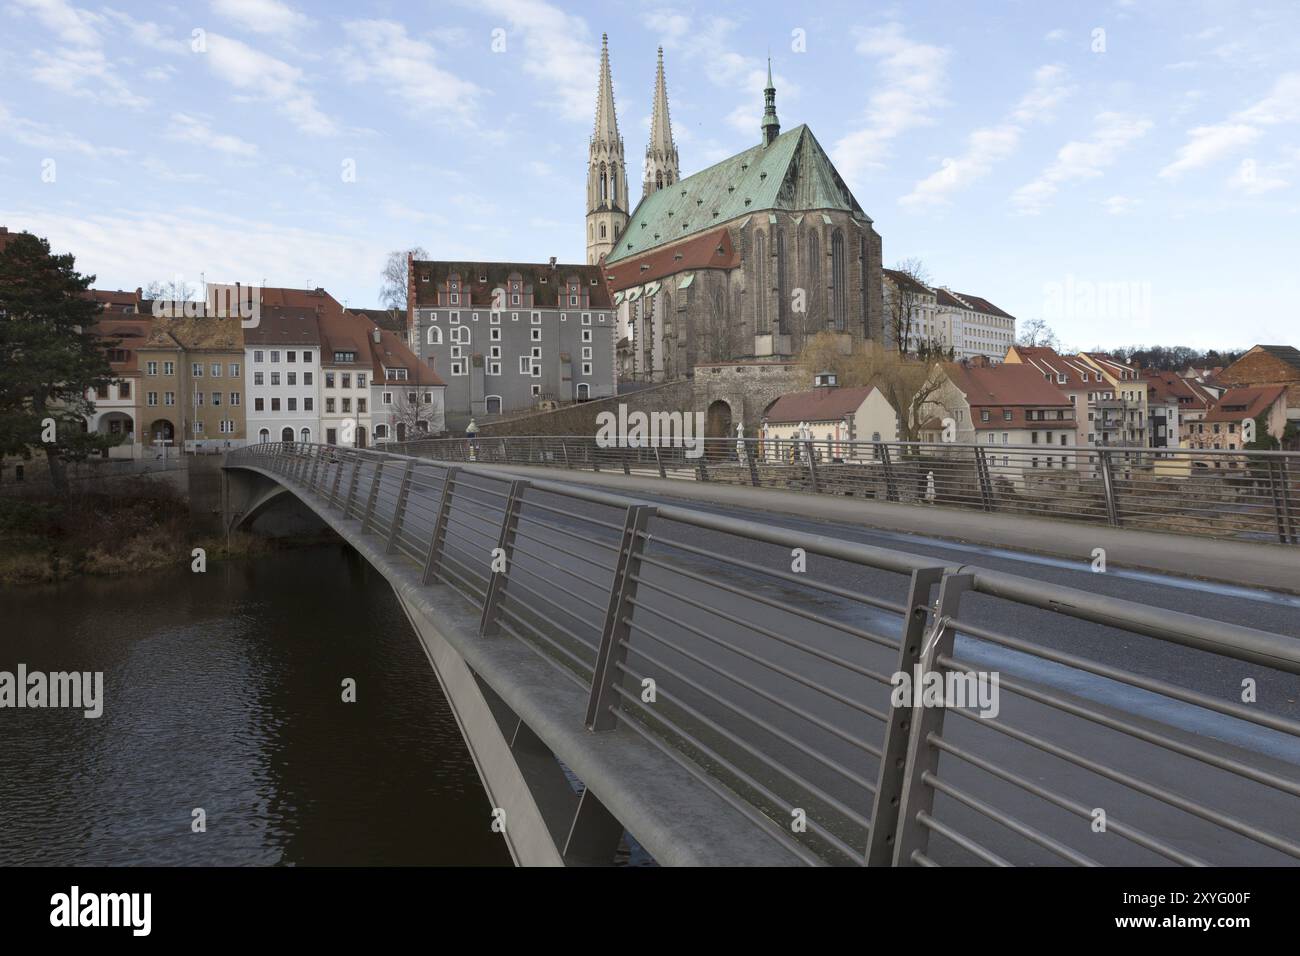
[0,232,118,495]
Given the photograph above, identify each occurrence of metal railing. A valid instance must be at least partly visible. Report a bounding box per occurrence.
[384,435,1300,545]
[228,442,1300,866]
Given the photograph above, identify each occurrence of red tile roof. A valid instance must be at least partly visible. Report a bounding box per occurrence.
[1205,385,1285,423]
[412,260,613,309]
[604,227,739,292]
[945,362,1074,429]
[369,327,444,387]
[763,385,880,423]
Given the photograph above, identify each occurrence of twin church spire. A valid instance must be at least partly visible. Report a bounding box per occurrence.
[586,37,679,264]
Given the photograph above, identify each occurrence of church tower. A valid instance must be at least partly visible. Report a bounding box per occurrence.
[643,46,679,198]
[586,34,629,265]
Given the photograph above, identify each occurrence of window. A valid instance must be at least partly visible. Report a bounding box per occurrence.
[451,326,470,344]
[451,362,464,376]
[230,393,240,406]
[304,372,313,386]
[192,363,203,377]
[326,398,336,413]
[254,371,264,386]
[287,372,296,386]
[532,312,541,324]
[212,392,221,406]
[254,350,264,363]
[304,397,313,412]
[302,351,312,364]
[211,363,221,377]
[382,392,393,405]
[358,374,366,388]
[255,397,265,411]
[271,397,280,411]
[519,356,531,374]
[450,312,460,324]
[164,361,174,376]
[490,328,501,341]
[531,328,541,341]
[271,351,280,363]
[325,372,335,388]
[147,361,158,375]
[342,398,351,413]
[582,363,592,376]
[981,410,990,422]
[287,398,297,411]
[582,313,591,325]
[357,398,366,413]
[270,372,280,386]
[119,382,130,399]
[147,391,158,406]
[229,363,240,377]
[287,351,296,363]
[427,325,442,345]
[194,391,204,406]
[342,373,351,389]
[582,329,592,343]
[488,362,501,376]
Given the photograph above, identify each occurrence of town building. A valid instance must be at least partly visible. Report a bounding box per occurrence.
[933,289,1016,362]
[1077,352,1149,448]
[1215,345,1300,433]
[85,290,151,457]
[881,269,940,354]
[1002,345,1095,447]
[760,373,898,460]
[368,326,446,443]
[244,287,329,444]
[1186,385,1289,464]
[319,308,375,447]
[927,358,1077,479]
[406,259,616,430]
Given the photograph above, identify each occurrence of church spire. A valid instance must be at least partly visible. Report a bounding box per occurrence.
[761,56,780,146]
[586,33,628,264]
[643,46,680,198]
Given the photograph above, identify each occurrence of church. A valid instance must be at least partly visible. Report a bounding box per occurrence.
[586,36,884,383]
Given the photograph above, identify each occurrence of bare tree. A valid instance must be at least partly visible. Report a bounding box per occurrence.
[379,247,428,310]
[797,333,946,443]
[1017,317,1060,349]
[143,278,197,302]
[390,386,443,438]
[884,259,931,356]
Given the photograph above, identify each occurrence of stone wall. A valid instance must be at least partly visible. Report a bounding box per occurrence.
[476,379,695,437]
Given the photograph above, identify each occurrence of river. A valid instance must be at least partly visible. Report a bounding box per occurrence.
[0,545,511,866]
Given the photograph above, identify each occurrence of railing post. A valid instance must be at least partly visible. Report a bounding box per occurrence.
[892,571,974,866]
[422,466,461,585]
[653,445,665,479]
[1098,448,1121,526]
[695,454,709,482]
[622,446,631,475]
[1280,459,1296,545]
[586,504,656,731]
[866,567,946,866]
[361,459,385,534]
[345,452,364,518]
[804,439,820,493]
[330,449,346,509]
[973,446,994,512]
[880,444,898,502]
[747,446,760,487]
[562,441,572,469]
[385,460,416,554]
[480,479,529,636]
[309,446,322,493]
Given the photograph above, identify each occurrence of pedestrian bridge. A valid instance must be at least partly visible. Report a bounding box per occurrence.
[223,442,1300,867]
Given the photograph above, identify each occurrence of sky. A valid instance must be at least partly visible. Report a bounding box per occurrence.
[0,0,1297,351]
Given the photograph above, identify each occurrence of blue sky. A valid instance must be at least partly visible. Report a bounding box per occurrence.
[1,0,1297,350]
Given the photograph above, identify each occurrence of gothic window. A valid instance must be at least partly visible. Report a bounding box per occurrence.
[427,325,442,345]
[776,230,788,334]
[860,236,870,338]
[600,164,608,201]
[831,229,846,332]
[754,231,768,335]
[600,223,607,238]
[610,167,617,201]
[656,172,663,189]
[807,232,820,319]
[666,171,673,186]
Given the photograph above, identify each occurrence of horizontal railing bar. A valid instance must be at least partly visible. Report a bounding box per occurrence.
[915,811,1012,867]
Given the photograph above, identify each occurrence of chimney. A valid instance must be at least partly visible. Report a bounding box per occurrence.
[549,256,557,268]
[372,327,381,344]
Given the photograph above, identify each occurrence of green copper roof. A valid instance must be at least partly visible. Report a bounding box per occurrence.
[604,124,869,265]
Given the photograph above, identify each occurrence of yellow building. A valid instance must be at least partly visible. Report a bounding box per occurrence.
[138,310,246,453]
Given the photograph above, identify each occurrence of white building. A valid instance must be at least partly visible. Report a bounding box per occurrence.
[933,289,1016,362]
[244,289,326,444]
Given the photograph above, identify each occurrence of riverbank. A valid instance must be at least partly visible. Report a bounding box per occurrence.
[0,490,332,586]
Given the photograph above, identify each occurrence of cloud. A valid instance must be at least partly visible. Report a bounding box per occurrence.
[1045,28,1066,42]
[1012,112,1152,214]
[832,22,950,181]
[10,0,101,46]
[1160,72,1300,178]
[475,0,600,123]
[102,9,189,54]
[1102,195,1139,215]
[902,65,1073,207]
[204,32,336,134]
[211,0,310,38]
[342,20,481,121]
[1158,123,1260,179]
[31,46,149,108]
[0,100,128,157]
[1227,158,1289,195]
[166,113,259,157]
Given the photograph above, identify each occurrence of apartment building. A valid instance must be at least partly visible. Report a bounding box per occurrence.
[1186,385,1288,463]
[759,374,900,460]
[408,259,616,430]
[1003,345,1097,447]
[245,288,327,444]
[1078,352,1149,448]
[319,309,375,447]
[881,269,940,353]
[368,326,446,442]
[86,290,151,458]
[934,289,1016,362]
[928,358,1077,479]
